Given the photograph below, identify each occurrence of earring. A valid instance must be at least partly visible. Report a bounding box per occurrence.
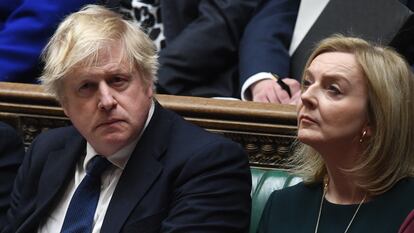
[359,130,367,143]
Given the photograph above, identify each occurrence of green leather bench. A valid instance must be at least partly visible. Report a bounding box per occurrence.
[250,168,302,233]
[0,82,300,232]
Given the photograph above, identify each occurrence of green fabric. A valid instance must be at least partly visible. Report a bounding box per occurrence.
[257,177,414,233]
[250,168,301,233]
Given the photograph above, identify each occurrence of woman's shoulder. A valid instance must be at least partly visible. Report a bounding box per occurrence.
[259,182,323,231]
[267,181,321,206]
[389,177,414,196]
[398,177,414,187]
[371,177,414,214]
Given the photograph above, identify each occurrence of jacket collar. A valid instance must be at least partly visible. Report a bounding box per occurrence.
[100,101,173,232]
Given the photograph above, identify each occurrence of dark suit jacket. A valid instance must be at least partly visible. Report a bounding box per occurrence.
[3,102,251,233]
[239,0,300,85]
[104,0,258,98]
[157,0,258,98]
[290,0,414,80]
[240,0,413,86]
[0,122,24,230]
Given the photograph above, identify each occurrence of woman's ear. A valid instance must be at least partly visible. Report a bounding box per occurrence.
[362,121,373,137]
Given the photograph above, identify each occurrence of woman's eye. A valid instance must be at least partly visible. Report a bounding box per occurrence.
[327,85,342,95]
[302,79,312,91]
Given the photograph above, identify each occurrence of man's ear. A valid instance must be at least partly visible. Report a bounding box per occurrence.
[60,99,70,117]
[146,84,154,98]
[62,108,69,117]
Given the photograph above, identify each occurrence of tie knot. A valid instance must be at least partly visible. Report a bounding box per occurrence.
[86,155,111,177]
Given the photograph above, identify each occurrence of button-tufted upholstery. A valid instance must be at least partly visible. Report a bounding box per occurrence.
[250,168,302,233]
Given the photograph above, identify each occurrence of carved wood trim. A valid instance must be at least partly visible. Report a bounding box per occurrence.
[0,82,298,168]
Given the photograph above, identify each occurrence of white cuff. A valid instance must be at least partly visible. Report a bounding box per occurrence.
[241,72,276,101]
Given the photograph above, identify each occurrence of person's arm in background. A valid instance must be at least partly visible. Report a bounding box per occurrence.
[156,0,258,98]
[0,122,24,231]
[239,0,301,104]
[0,0,96,83]
[404,0,414,70]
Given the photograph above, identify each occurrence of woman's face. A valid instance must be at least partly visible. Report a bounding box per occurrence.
[297,52,370,149]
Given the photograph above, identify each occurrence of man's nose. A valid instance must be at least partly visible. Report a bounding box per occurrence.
[97,83,117,111]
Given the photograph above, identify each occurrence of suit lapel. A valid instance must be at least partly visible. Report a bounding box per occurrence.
[291,0,412,80]
[18,129,85,232]
[101,101,173,233]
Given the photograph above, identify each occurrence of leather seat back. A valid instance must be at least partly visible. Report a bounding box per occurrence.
[250,168,301,233]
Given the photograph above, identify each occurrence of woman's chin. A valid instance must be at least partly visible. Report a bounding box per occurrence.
[297,133,323,147]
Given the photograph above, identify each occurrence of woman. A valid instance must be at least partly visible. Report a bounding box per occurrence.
[258,35,414,233]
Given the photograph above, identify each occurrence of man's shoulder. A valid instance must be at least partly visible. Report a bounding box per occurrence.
[155,105,246,162]
[0,122,19,140]
[0,121,14,131]
[164,107,239,149]
[31,125,81,149]
[36,125,78,139]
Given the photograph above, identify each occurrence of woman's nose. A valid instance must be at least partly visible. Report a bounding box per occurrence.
[300,85,317,109]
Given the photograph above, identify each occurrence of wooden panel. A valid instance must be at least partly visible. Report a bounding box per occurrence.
[0,82,298,168]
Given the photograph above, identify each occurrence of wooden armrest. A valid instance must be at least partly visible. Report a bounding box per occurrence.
[0,82,297,168]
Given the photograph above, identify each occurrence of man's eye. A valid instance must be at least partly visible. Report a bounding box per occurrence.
[80,83,92,90]
[109,76,128,87]
[77,82,96,96]
[113,77,123,83]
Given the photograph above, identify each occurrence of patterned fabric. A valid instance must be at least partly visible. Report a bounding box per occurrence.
[119,0,165,51]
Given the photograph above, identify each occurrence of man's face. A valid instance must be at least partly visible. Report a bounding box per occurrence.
[61,43,153,156]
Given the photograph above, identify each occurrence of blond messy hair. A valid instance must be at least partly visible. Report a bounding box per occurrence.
[39,4,158,102]
[290,35,414,195]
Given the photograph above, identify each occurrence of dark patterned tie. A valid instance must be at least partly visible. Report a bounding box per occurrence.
[60,155,111,233]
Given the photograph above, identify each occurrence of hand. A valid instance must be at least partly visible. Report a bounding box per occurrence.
[250,78,301,104]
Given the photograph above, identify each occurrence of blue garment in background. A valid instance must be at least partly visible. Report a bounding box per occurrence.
[0,0,96,83]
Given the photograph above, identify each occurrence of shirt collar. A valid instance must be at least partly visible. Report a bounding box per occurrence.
[84,100,155,170]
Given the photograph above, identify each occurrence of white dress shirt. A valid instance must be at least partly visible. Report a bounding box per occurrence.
[241,0,330,100]
[241,72,275,100]
[38,101,155,233]
[289,0,330,55]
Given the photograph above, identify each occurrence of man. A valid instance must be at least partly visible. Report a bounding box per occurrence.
[103,0,258,99]
[0,122,24,230]
[240,0,413,104]
[3,5,251,233]
[239,0,300,104]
